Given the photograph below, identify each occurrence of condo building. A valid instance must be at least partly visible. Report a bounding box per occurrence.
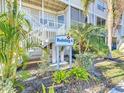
[0,0,124,65]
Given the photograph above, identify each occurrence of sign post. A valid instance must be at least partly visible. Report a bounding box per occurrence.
[55,35,74,69]
[69,46,72,68]
[56,46,60,70]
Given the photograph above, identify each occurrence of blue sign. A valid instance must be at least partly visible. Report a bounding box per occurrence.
[55,35,74,46]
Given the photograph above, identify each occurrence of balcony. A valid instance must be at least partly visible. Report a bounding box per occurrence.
[27,15,66,44]
[22,0,68,12]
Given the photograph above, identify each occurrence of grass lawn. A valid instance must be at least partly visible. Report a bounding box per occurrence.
[95,60,124,86]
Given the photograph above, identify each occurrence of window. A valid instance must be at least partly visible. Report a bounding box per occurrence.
[71,7,85,24]
[58,15,64,23]
[97,17,106,25]
[97,1,106,12]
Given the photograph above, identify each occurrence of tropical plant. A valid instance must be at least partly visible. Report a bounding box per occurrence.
[69,24,108,55]
[0,0,31,81]
[37,47,50,76]
[68,67,90,81]
[75,52,95,71]
[81,0,95,15]
[0,79,16,93]
[81,0,124,56]
[41,84,55,93]
[53,70,69,84]
[53,67,90,84]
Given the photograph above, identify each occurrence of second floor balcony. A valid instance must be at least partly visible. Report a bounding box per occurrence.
[22,0,68,12]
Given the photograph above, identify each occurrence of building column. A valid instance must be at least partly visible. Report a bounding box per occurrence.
[42,0,44,25]
[52,44,56,63]
[68,0,71,29]
[93,2,96,25]
[19,0,22,11]
[56,46,60,69]
[69,46,72,68]
[60,47,65,63]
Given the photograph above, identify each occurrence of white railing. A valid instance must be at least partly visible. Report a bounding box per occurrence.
[22,15,66,59]
[25,15,66,44]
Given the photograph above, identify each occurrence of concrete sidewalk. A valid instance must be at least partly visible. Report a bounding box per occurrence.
[108,80,124,93]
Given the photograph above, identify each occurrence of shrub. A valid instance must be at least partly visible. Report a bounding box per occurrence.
[53,67,90,84]
[53,70,69,84]
[0,79,16,93]
[68,67,90,81]
[75,53,95,71]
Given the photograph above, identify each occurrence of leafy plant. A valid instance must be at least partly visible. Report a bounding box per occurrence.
[75,53,95,71]
[41,84,55,93]
[0,0,31,81]
[53,67,90,84]
[49,84,55,93]
[36,48,50,76]
[69,24,109,56]
[42,84,46,93]
[17,71,31,80]
[53,70,69,84]
[0,79,16,93]
[68,67,90,81]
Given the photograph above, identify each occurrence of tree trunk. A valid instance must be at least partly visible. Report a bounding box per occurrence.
[107,0,113,57]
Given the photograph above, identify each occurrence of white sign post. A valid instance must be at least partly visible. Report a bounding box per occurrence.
[55,35,74,70]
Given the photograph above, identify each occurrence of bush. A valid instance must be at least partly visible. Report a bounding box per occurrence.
[0,79,16,93]
[75,53,95,71]
[53,70,69,84]
[53,67,90,84]
[68,67,90,81]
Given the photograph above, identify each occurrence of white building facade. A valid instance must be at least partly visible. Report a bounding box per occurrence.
[0,0,124,64]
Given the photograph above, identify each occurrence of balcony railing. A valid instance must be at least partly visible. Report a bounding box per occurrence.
[25,14,66,44]
[41,19,65,30]
[25,15,65,31]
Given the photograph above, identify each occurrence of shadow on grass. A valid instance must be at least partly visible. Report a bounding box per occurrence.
[109,73,124,79]
[108,56,124,63]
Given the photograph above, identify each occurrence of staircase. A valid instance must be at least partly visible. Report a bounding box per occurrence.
[25,15,66,59]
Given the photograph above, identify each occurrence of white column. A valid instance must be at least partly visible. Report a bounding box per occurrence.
[42,0,44,25]
[19,0,22,11]
[52,44,56,63]
[87,14,90,23]
[93,3,96,25]
[56,46,60,70]
[69,46,72,68]
[68,0,71,29]
[2,0,5,12]
[60,47,64,63]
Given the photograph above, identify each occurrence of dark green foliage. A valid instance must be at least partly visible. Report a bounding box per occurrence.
[75,53,95,71]
[53,70,69,84]
[0,0,31,80]
[53,67,90,84]
[69,24,109,57]
[68,67,90,81]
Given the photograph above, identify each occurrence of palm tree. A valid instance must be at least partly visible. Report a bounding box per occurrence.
[82,0,124,56]
[0,0,31,80]
[106,0,124,57]
[81,0,95,15]
[69,24,108,56]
